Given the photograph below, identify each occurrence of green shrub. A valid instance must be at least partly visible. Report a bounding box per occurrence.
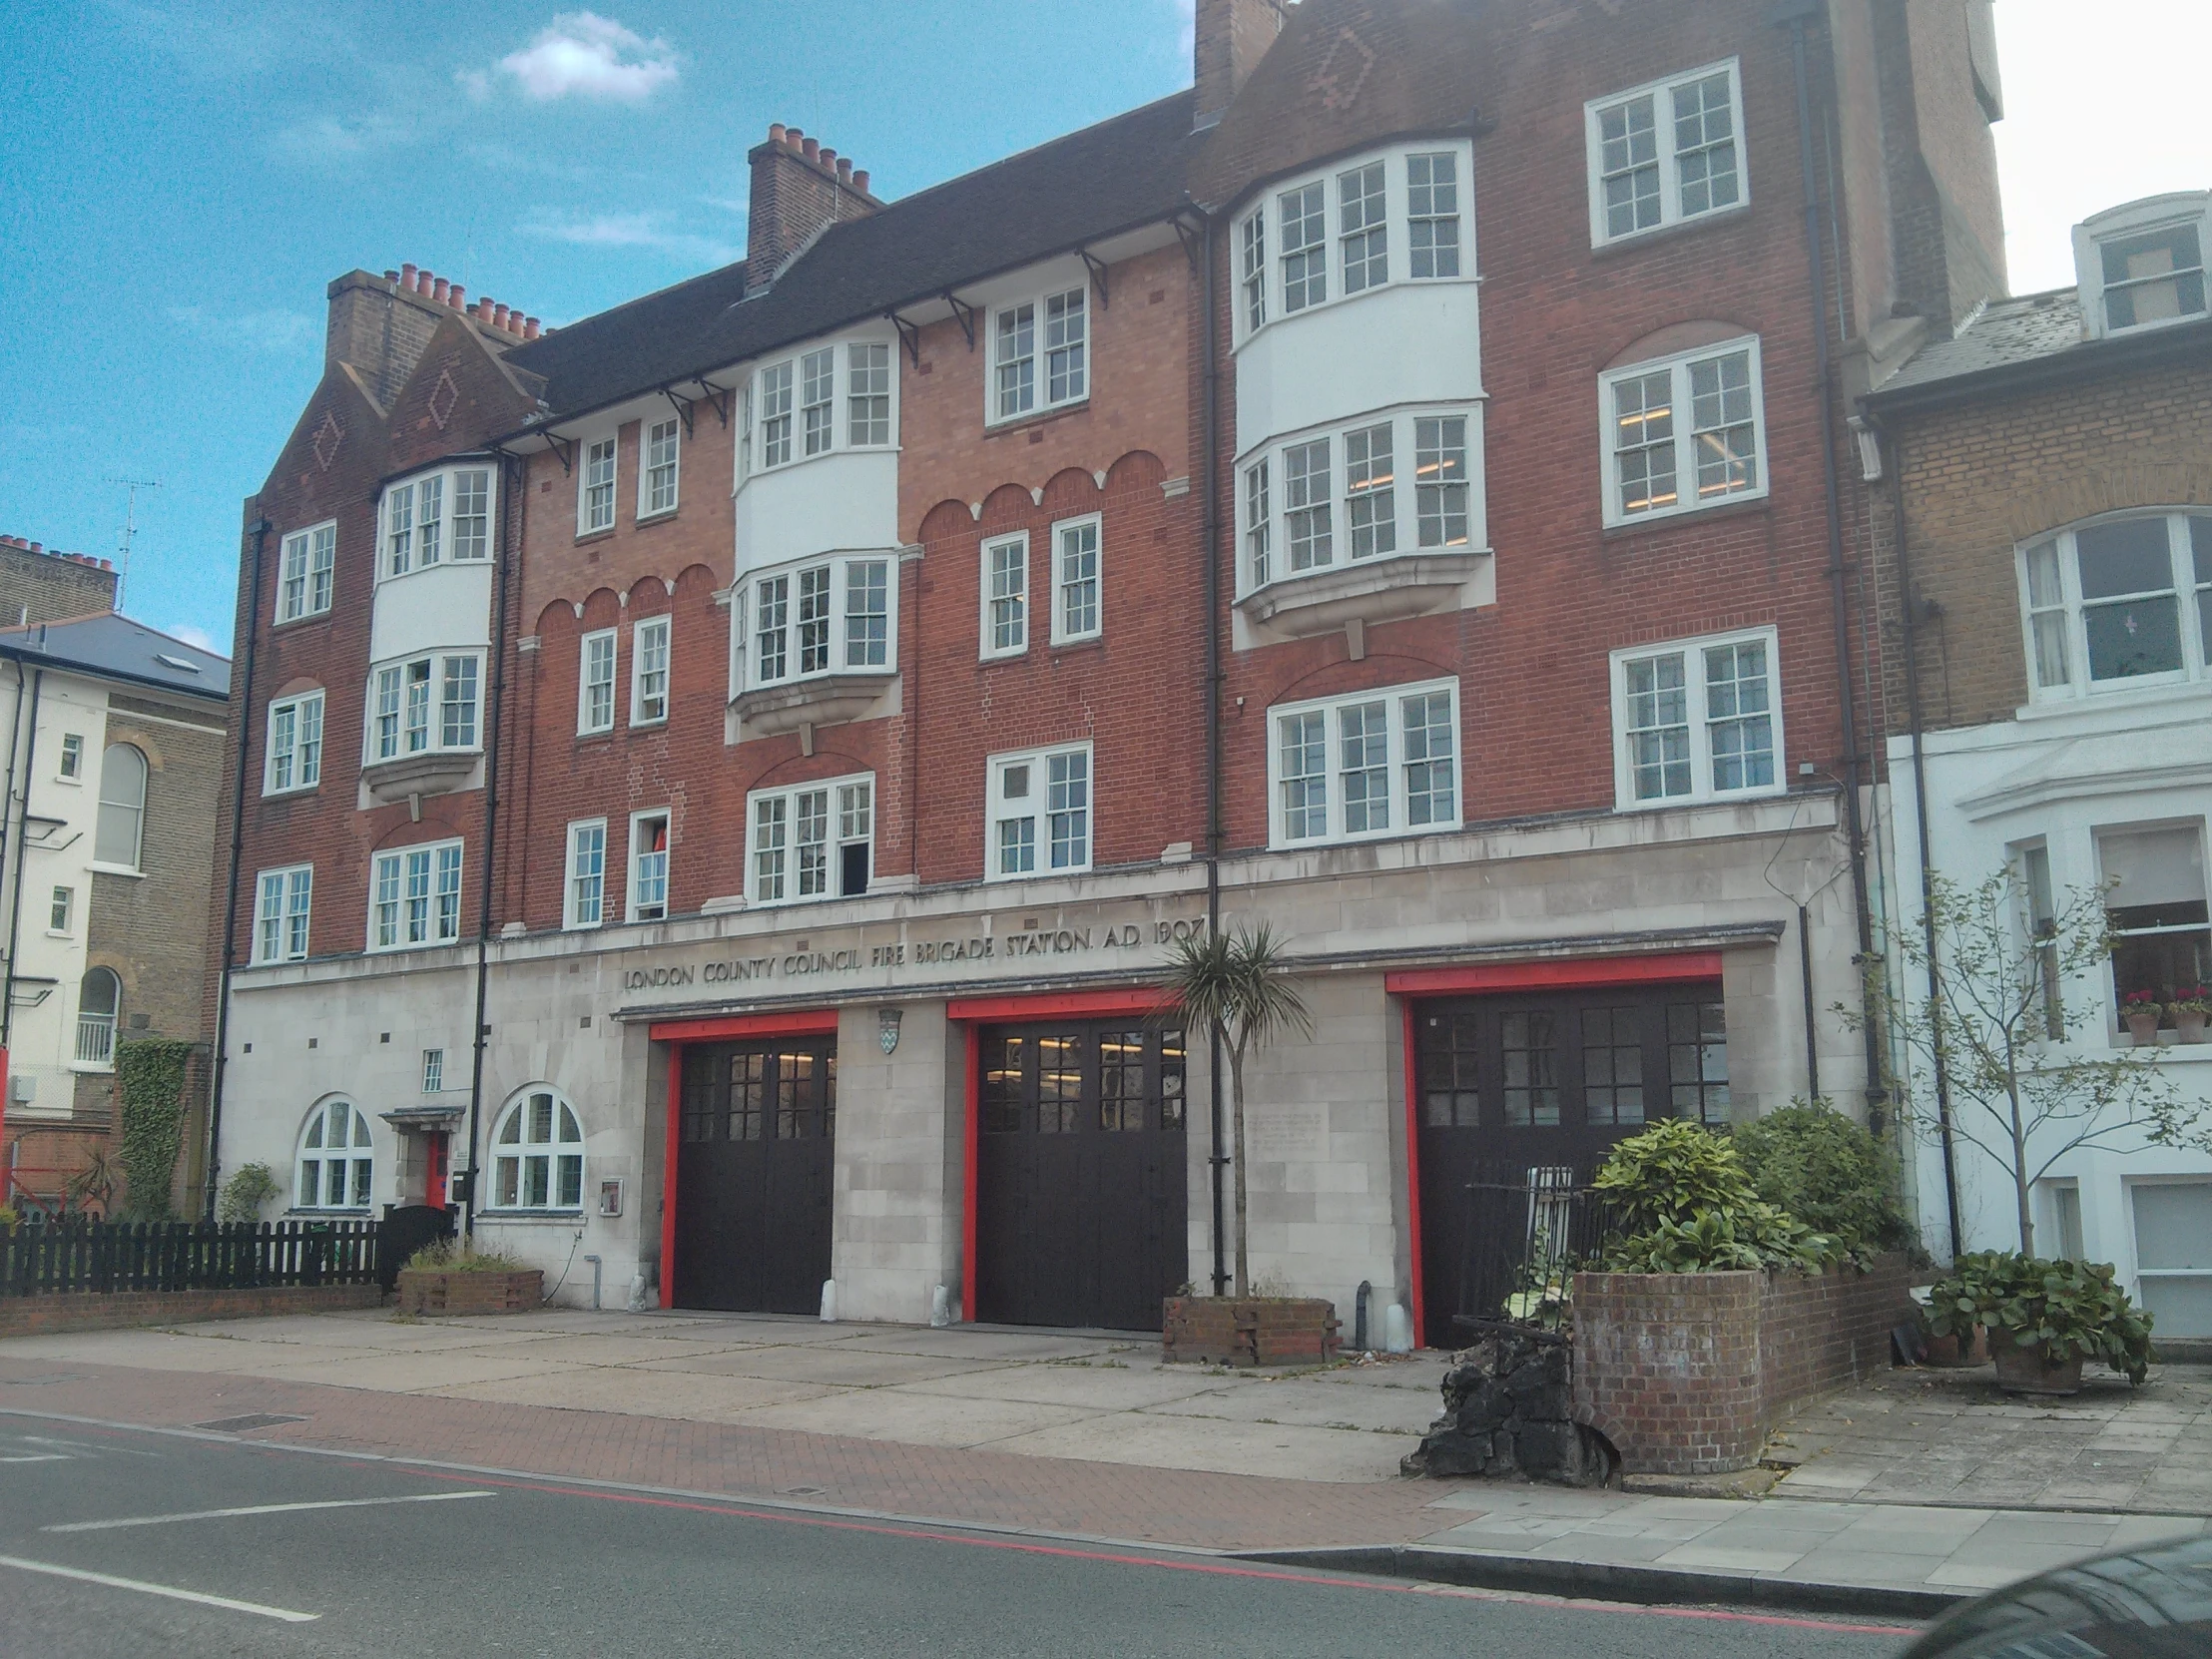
[116,1039,194,1222]
[217,1163,279,1224]
[1591,1119,1843,1273]
[1730,1100,1917,1260]
[404,1239,532,1275]
[1927,1251,2155,1384]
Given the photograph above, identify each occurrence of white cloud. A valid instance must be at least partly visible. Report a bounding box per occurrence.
[167,623,221,653]
[493,13,679,104]
[520,210,735,266]
[167,305,319,354]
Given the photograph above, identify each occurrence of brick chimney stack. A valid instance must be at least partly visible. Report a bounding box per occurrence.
[1193,0,1287,131]
[747,124,883,284]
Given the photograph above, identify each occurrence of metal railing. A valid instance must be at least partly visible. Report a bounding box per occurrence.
[1,1218,381,1298]
[74,1012,116,1067]
[1449,1163,1620,1341]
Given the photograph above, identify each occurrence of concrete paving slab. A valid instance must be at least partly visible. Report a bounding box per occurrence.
[887,1364,1226,1412]
[669,1346,1021,1387]
[493,1333,775,1367]
[986,1410,1414,1482]
[726,1389,1094,1450]
[837,1330,1137,1363]
[1653,1543,1810,1573]
[0,1331,383,1374]
[251,1350,587,1392]
[427,1367,838,1421]
[1141,1378,1441,1433]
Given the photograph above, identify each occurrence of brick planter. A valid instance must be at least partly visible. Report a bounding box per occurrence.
[1569,1255,1916,1475]
[1161,1297,1340,1367]
[396,1267,543,1316]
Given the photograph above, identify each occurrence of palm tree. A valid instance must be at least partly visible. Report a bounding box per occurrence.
[1157,924,1312,1297]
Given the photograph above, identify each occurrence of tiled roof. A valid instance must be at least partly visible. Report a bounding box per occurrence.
[506,91,1208,419]
[1873,287,2089,395]
[0,612,231,700]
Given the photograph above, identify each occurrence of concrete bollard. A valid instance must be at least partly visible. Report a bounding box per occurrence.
[930,1285,952,1327]
[1384,1304,1413,1354]
[820,1280,838,1323]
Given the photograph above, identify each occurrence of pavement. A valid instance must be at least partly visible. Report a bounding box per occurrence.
[3,1307,2208,1621]
[0,1412,1909,1658]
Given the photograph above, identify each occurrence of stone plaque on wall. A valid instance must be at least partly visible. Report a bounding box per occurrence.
[1249,1105,1327,1163]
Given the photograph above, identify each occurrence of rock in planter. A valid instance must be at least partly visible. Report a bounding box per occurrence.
[1400,1328,1612,1485]
[397,1267,543,1316]
[1161,1297,1340,1367]
[1990,1328,2085,1395]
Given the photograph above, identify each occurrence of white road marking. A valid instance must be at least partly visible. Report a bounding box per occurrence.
[0,1555,319,1622]
[0,1453,72,1463]
[44,1489,496,1533]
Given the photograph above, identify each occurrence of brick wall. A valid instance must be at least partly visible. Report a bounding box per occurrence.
[0,1281,381,1338]
[1571,1256,1917,1474]
[0,541,115,628]
[1876,356,2212,735]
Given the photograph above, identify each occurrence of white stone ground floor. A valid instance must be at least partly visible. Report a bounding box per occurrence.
[215,794,1869,1338]
[1888,704,2212,1337]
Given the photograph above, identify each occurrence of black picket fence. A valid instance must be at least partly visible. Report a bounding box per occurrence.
[1449,1165,1621,1341]
[1,1218,382,1298]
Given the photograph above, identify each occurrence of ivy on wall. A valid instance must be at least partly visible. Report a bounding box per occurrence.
[116,1039,194,1222]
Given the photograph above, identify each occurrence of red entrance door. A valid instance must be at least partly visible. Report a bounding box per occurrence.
[424,1132,450,1210]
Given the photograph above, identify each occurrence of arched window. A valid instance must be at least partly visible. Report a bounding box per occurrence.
[297,1098,373,1211]
[491,1089,584,1210]
[96,745,148,869]
[74,967,119,1068]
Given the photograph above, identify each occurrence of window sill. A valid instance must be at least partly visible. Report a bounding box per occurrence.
[51,777,83,789]
[1612,785,1789,815]
[44,928,71,940]
[628,716,669,732]
[476,1210,586,1223]
[2018,678,2212,723]
[1590,202,1752,260]
[731,671,896,738]
[634,507,680,528]
[68,1063,116,1075]
[1270,823,1466,855]
[1048,634,1105,657]
[262,785,320,802]
[376,558,491,586]
[87,862,145,879]
[984,399,1089,438]
[361,750,480,807]
[366,939,466,958]
[272,610,335,631]
[984,867,1095,886]
[574,525,617,547]
[285,1209,372,1219]
[1601,492,1770,539]
[1237,547,1488,638]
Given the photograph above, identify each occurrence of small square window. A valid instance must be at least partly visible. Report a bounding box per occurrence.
[58,733,83,781]
[48,885,72,933]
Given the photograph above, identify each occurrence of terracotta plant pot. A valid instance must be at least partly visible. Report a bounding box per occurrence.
[2125,1010,2163,1046]
[2175,1011,2209,1044]
[1990,1328,2084,1395]
[1923,1326,1990,1368]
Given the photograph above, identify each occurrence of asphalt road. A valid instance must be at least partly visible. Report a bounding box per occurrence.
[0,1411,1919,1658]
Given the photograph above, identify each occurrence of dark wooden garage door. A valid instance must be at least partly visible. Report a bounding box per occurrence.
[674,1038,835,1314]
[1414,986,1729,1348]
[975,1022,1188,1333]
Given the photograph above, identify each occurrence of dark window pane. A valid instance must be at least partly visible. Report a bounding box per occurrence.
[1500,1011,1560,1127]
[1038,1033,1082,1134]
[1159,1029,1186,1131]
[1416,1010,1482,1127]
[1582,1005,1645,1127]
[2084,596,2182,681]
[2075,519,2174,599]
[1667,1001,1730,1125]
[982,1036,1025,1134]
[1098,1030,1146,1131]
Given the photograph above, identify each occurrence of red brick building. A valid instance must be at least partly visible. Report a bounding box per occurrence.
[209,0,2004,1340]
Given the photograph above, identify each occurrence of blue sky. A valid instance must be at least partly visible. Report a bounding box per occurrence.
[0,0,2203,653]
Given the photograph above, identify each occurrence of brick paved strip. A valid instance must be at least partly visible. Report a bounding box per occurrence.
[0,1357,1453,1552]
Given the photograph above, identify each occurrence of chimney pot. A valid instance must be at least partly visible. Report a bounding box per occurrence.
[803,137,821,162]
[493,302,509,327]
[852,170,869,195]
[769,122,786,144]
[401,262,418,287]
[384,269,399,281]
[28,543,41,555]
[786,126,804,144]
[836,156,852,182]
[524,316,542,340]
[100,559,112,571]
[432,276,450,302]
[820,146,836,167]
[449,283,465,309]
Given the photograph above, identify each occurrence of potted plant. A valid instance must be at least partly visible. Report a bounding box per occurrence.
[2168,987,2211,1045]
[2123,989,2163,1045]
[1926,1251,2153,1395]
[395,1239,543,1315]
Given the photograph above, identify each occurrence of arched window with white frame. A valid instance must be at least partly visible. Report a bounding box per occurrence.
[296,1098,373,1211]
[490,1087,585,1211]
[96,744,148,869]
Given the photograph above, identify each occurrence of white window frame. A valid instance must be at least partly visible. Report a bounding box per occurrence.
[93,744,146,872]
[2016,511,2212,704]
[367,838,465,952]
[47,883,72,936]
[488,1088,587,1213]
[980,532,1030,660]
[745,772,874,907]
[1050,513,1102,646]
[422,1048,445,1093]
[743,556,897,690]
[988,286,1088,425]
[379,466,493,579]
[364,652,484,764]
[1239,407,1482,594]
[639,416,681,518]
[263,689,324,796]
[1609,625,1785,811]
[1584,58,1749,248]
[58,732,83,782]
[630,616,670,726]
[578,628,618,734]
[253,863,313,964]
[564,819,607,930]
[276,520,337,621]
[627,809,671,923]
[294,1098,374,1213]
[758,360,795,469]
[2076,195,2212,340]
[1597,335,1767,528]
[578,435,618,534]
[848,339,893,447]
[987,742,1093,881]
[1266,678,1462,849]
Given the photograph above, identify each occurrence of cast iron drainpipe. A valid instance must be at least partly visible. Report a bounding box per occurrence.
[203,515,272,1217]
[1861,406,1966,1259]
[1193,199,1229,1299]
[1781,1,1888,1126]
[1,663,45,1050]
[461,453,520,1239]
[0,658,29,1043]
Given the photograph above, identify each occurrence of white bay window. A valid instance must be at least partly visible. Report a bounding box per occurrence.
[1240,409,1480,592]
[747,556,895,689]
[2019,512,2212,701]
[383,465,493,577]
[367,652,482,763]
